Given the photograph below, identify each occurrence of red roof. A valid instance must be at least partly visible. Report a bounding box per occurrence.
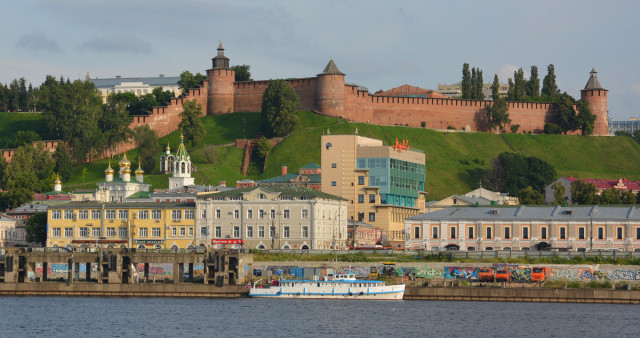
[566,176,640,191]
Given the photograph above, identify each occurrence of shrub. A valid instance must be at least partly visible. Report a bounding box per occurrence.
[202,145,219,164]
[544,123,562,134]
[447,125,456,130]
[510,124,520,133]
[421,121,426,128]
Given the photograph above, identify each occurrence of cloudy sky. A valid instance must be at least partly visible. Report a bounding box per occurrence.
[2,0,639,120]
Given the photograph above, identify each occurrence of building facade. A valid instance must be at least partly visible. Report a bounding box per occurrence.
[195,186,348,250]
[88,74,182,104]
[321,134,426,245]
[257,163,322,191]
[544,176,640,205]
[46,202,197,250]
[405,206,640,252]
[0,214,26,247]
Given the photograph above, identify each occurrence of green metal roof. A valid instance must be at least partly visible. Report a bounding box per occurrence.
[300,163,321,169]
[175,134,189,161]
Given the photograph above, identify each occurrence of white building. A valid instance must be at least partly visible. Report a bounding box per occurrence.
[195,186,348,250]
[0,214,26,247]
[168,134,195,189]
[94,155,151,202]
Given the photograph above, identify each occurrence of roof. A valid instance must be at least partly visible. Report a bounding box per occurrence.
[374,84,448,99]
[50,201,196,209]
[175,134,189,161]
[560,176,640,191]
[319,58,345,75]
[257,173,321,184]
[89,76,179,89]
[583,68,607,91]
[300,163,321,169]
[406,205,640,222]
[126,191,152,199]
[199,185,346,201]
[8,204,48,214]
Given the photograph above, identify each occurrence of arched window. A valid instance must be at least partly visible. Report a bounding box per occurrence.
[137,244,145,249]
[154,244,162,250]
[257,244,266,250]
[301,245,310,250]
[160,156,165,171]
[181,162,186,174]
[170,245,179,252]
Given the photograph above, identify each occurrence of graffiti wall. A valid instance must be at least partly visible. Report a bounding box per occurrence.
[444,267,478,280]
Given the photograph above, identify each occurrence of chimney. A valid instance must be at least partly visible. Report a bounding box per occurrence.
[281,164,288,176]
[220,180,226,187]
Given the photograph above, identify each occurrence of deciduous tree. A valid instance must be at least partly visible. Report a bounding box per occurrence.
[552,182,566,205]
[53,144,73,182]
[491,74,500,101]
[461,63,471,99]
[575,100,596,136]
[134,125,161,173]
[526,66,540,98]
[178,71,206,91]
[571,180,597,205]
[261,79,300,137]
[542,64,560,100]
[231,65,253,82]
[26,212,47,246]
[518,186,544,205]
[178,100,205,147]
[485,98,510,133]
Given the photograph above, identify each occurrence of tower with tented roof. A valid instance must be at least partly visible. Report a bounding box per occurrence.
[168,133,195,189]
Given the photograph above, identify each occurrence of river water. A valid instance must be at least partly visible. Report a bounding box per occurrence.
[2,297,637,337]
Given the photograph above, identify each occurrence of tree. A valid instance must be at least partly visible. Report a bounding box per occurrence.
[491,152,556,196]
[134,125,161,173]
[101,94,134,154]
[491,74,500,100]
[0,155,7,189]
[256,136,272,159]
[506,78,515,101]
[231,65,253,82]
[151,87,174,106]
[178,71,206,91]
[575,100,596,136]
[513,68,526,101]
[178,100,205,147]
[620,190,636,205]
[53,144,73,182]
[571,180,597,205]
[5,143,54,193]
[541,64,559,100]
[0,188,33,211]
[485,98,510,133]
[551,182,566,205]
[13,130,41,147]
[261,79,300,137]
[461,63,471,99]
[526,66,540,98]
[599,189,619,205]
[554,93,578,134]
[26,212,47,246]
[476,69,484,100]
[518,186,544,205]
[470,67,477,100]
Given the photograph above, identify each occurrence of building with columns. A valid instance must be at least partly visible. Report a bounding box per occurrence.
[405,205,640,252]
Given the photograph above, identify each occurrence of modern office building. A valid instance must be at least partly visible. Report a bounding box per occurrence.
[321,134,426,245]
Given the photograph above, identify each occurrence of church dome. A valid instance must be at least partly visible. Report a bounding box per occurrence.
[135,163,144,175]
[105,160,115,174]
[119,154,131,168]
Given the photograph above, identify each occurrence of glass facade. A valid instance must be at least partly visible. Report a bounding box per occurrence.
[356,156,425,207]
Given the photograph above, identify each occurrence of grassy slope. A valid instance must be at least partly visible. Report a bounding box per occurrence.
[0,112,49,147]
[40,111,640,200]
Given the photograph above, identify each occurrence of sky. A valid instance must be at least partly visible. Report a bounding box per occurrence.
[2,0,639,120]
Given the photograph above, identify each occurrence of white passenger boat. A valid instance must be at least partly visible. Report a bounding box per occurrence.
[248,273,405,300]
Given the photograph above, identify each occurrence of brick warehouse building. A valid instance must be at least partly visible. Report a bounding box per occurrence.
[109,42,609,157]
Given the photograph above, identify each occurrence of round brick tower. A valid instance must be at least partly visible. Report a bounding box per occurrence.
[206,41,235,115]
[580,68,609,135]
[316,58,345,117]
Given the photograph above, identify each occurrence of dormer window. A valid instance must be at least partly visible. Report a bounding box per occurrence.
[258,193,267,200]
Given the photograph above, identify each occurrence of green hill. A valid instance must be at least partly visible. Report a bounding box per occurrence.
[61,111,640,200]
[0,112,49,147]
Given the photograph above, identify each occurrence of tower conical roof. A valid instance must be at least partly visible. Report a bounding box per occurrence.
[583,68,607,91]
[175,133,190,161]
[319,58,345,75]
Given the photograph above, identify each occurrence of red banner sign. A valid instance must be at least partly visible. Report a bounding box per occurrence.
[211,239,245,245]
[393,138,409,153]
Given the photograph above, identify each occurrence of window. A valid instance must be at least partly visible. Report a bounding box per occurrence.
[358,194,364,203]
[234,210,239,219]
[331,163,336,168]
[185,210,194,220]
[368,212,375,222]
[78,210,88,220]
[201,226,208,236]
[616,227,623,240]
[188,227,193,236]
[91,210,101,219]
[579,227,585,239]
[259,210,265,219]
[283,226,290,238]
[486,227,492,239]
[64,227,73,237]
[51,210,61,220]
[119,227,127,238]
[468,227,474,239]
[215,226,222,238]
[637,228,640,240]
[233,226,240,238]
[523,227,529,239]
[139,227,148,237]
[270,226,275,238]
[283,210,290,219]
[414,226,420,239]
[358,176,365,185]
[331,181,337,186]
[118,210,128,220]
[92,227,100,237]
[450,227,456,239]
[504,227,510,240]
[541,227,547,240]
[64,210,74,220]
[259,226,265,238]
[172,210,182,221]
[597,227,604,240]
[247,226,253,238]
[180,227,186,236]
[560,227,566,240]
[52,228,61,237]
[302,226,308,238]
[79,227,89,238]
[369,194,375,203]
[172,227,177,236]
[200,209,207,219]
[216,210,221,219]
[302,209,308,219]
[271,210,276,219]
[106,210,116,220]
[152,228,161,237]
[151,210,161,220]
[138,210,149,220]
[107,227,116,237]
[358,212,364,222]
[247,210,253,219]
[432,227,438,239]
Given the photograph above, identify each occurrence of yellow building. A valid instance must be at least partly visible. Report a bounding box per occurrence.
[47,202,197,250]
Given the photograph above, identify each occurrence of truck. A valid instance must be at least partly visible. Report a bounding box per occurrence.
[495,269,512,282]
[478,268,495,282]
[531,267,550,282]
[369,262,397,279]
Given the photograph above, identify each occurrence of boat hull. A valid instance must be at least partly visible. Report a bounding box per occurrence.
[249,281,405,300]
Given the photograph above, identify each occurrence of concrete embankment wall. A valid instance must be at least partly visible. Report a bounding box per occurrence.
[405,286,640,304]
[0,283,248,298]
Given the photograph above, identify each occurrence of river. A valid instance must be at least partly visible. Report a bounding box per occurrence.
[2,297,636,337]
